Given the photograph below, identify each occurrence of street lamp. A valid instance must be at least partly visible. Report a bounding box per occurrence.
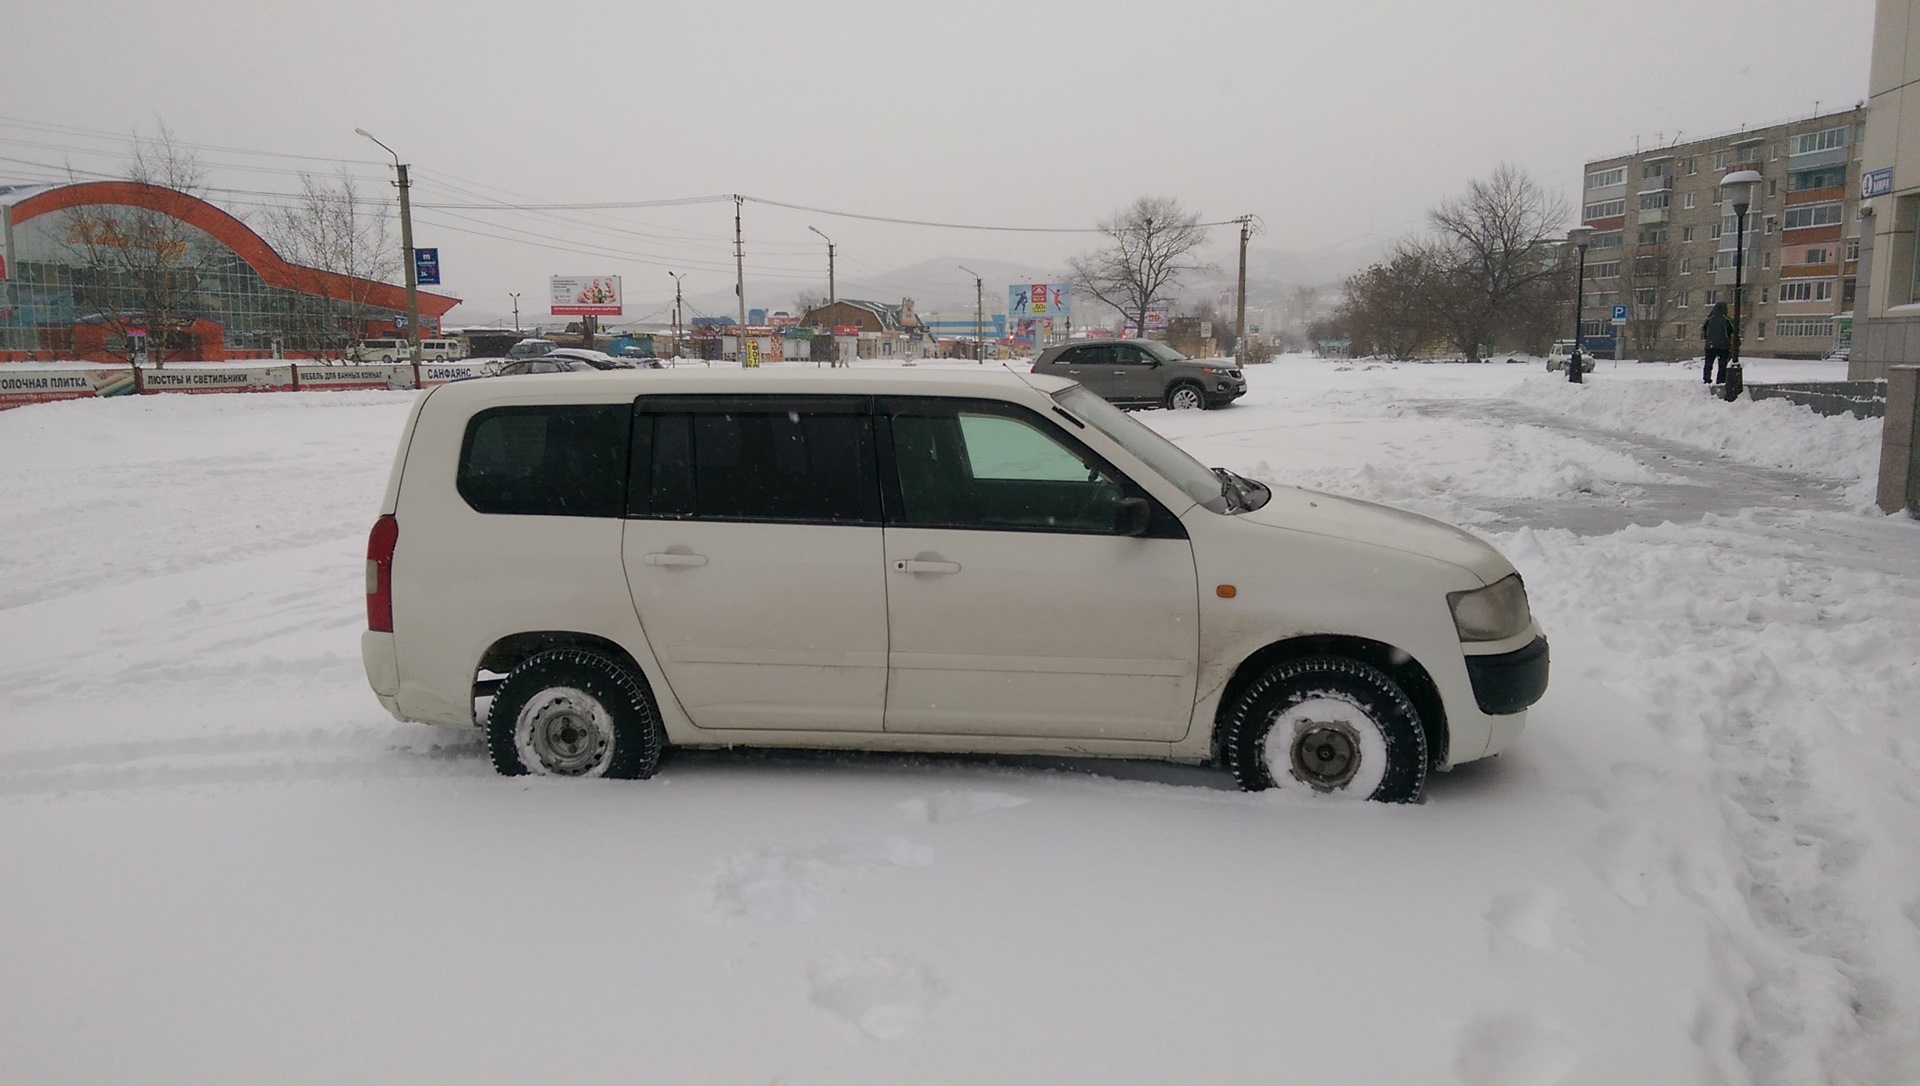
[1720,169,1762,402]
[808,225,836,305]
[508,292,520,332]
[1567,225,1593,385]
[959,265,984,363]
[355,127,422,389]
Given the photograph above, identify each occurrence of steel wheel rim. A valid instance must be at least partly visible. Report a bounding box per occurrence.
[1290,721,1362,790]
[515,686,614,776]
[1171,387,1202,409]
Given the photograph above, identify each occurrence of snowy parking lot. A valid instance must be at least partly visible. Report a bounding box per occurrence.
[2,355,1917,1085]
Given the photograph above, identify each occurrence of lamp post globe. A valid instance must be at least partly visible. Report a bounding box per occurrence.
[1720,170,1762,401]
[1567,226,1594,384]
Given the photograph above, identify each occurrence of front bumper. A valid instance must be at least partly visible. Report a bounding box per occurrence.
[1207,382,1247,405]
[1463,635,1549,715]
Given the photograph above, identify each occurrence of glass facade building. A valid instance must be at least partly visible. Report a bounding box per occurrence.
[1,182,457,361]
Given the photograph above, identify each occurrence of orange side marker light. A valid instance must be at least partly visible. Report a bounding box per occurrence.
[1216,585,1237,598]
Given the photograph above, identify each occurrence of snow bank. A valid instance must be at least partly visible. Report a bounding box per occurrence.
[1510,375,1884,506]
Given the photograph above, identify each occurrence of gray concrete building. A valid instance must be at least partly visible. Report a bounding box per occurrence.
[1581,108,1865,361]
[1854,0,1920,513]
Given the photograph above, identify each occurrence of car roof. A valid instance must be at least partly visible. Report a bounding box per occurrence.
[425,366,1075,409]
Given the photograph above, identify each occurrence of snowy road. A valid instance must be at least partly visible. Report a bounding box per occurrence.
[2,358,1916,1085]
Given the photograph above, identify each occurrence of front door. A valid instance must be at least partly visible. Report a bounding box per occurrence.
[878,397,1200,740]
[1107,343,1164,402]
[621,396,889,731]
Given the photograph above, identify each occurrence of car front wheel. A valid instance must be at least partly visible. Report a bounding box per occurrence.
[1223,655,1428,802]
[1166,382,1205,410]
[486,648,664,779]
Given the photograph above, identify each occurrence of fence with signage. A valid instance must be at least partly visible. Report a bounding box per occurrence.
[0,360,484,412]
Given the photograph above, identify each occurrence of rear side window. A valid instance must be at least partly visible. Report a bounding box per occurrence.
[633,399,879,523]
[458,404,630,516]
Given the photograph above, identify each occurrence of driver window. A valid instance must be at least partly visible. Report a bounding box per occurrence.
[888,402,1128,533]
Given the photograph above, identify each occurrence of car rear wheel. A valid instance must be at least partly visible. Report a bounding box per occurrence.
[1223,655,1427,802]
[1166,382,1205,410]
[486,649,664,779]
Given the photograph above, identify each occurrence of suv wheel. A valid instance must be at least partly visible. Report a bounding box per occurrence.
[486,649,664,779]
[1166,382,1205,410]
[1222,655,1427,802]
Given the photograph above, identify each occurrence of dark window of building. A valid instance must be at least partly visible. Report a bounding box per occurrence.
[459,405,631,517]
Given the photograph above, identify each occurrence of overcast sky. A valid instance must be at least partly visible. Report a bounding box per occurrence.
[1,0,1878,324]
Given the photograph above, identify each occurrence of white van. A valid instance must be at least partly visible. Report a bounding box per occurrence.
[357,338,464,363]
[361,370,1547,801]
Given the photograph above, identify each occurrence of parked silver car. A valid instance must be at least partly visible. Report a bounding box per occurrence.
[1031,339,1246,409]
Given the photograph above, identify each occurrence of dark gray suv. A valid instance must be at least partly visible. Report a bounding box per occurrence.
[1030,339,1246,410]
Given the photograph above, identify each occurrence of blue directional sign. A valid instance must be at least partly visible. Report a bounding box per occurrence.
[413,247,440,286]
[1612,304,1629,322]
[1863,167,1894,200]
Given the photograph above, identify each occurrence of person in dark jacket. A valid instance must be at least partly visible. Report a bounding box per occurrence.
[1701,302,1733,384]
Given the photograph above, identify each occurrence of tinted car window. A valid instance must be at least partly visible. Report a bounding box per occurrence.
[885,400,1127,533]
[458,405,630,517]
[636,401,879,524]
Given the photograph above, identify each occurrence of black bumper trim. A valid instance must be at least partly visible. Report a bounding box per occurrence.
[1463,636,1549,716]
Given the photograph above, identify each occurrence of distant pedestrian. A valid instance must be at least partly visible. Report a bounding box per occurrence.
[1701,302,1733,384]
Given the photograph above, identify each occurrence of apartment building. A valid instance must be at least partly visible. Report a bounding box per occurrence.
[1580,107,1865,360]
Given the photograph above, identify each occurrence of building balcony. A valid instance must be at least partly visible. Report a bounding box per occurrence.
[1639,174,1672,192]
[1637,207,1669,224]
[1788,145,1849,170]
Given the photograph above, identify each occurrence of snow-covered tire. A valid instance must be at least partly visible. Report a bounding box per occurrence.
[1223,655,1427,802]
[1166,382,1205,410]
[485,649,664,779]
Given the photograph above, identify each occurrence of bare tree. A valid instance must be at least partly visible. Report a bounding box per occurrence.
[59,123,219,363]
[1339,247,1447,360]
[263,168,396,357]
[1067,197,1212,337]
[1425,165,1571,359]
[1622,232,1683,361]
[793,289,828,319]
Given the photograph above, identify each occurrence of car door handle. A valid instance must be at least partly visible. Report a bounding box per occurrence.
[893,559,960,574]
[642,552,708,567]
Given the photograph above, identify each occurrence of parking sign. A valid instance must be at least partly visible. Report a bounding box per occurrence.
[1611,304,1629,324]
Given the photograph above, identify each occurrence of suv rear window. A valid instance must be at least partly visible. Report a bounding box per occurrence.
[457,405,630,517]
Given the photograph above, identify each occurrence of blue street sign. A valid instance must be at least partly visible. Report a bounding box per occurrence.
[1863,167,1894,200]
[413,247,440,286]
[1611,304,1629,321]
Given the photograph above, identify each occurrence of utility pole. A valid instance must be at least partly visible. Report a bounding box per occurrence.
[733,195,746,362]
[960,265,983,363]
[1234,214,1252,358]
[668,271,684,367]
[509,292,520,331]
[809,225,835,304]
[356,127,421,389]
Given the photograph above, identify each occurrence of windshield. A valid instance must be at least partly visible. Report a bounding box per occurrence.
[1052,385,1221,507]
[1142,341,1188,363]
[509,340,554,358]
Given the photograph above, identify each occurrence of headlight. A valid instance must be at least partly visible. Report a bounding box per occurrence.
[1202,365,1230,375]
[1447,574,1532,642]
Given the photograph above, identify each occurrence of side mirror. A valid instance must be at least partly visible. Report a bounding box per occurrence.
[1114,497,1152,537]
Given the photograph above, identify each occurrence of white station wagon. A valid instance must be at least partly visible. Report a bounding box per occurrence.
[361,369,1547,801]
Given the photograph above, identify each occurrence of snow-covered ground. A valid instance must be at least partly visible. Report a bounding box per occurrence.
[2,356,1916,1085]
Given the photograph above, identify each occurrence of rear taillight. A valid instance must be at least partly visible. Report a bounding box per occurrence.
[1029,365,1038,374]
[366,514,399,632]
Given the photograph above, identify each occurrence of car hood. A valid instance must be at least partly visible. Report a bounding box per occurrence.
[1238,485,1512,586]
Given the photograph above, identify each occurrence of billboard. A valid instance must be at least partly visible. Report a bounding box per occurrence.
[1009,282,1070,320]
[550,275,624,316]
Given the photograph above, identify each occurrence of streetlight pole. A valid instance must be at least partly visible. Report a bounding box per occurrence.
[1721,170,1762,402]
[808,225,835,305]
[1567,225,1592,385]
[508,292,520,332]
[355,128,421,389]
[668,272,685,367]
[959,265,983,363]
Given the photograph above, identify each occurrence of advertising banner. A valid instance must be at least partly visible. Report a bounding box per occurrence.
[550,275,624,316]
[0,365,137,410]
[1009,283,1071,320]
[294,363,411,390]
